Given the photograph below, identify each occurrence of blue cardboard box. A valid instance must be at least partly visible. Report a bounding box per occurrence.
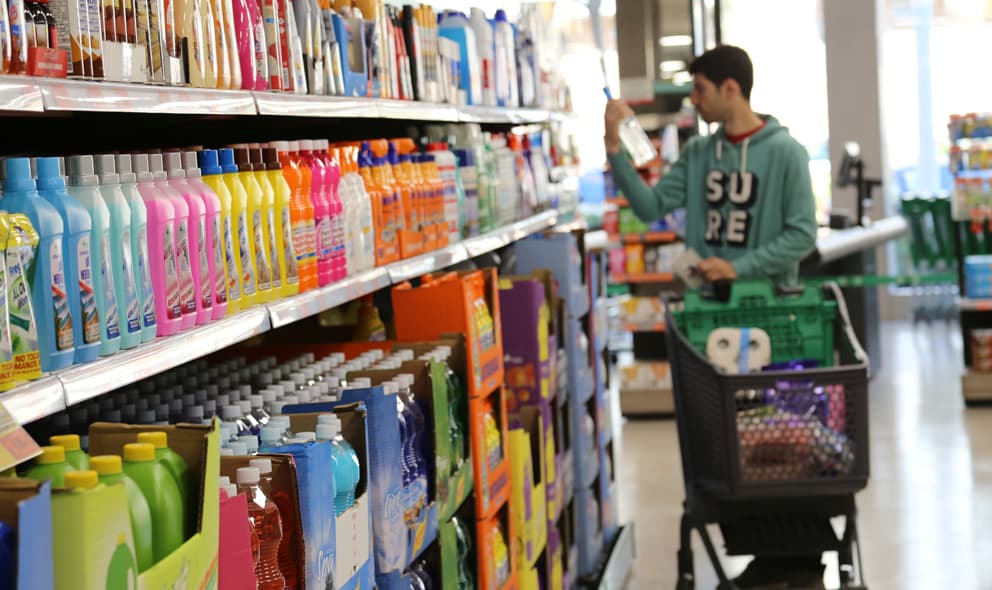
[0,478,52,590]
[512,234,590,319]
[279,404,375,590]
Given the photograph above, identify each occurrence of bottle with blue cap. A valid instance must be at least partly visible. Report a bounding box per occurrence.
[94,154,142,350]
[198,149,242,316]
[116,154,157,343]
[66,155,121,357]
[1,157,74,371]
[35,156,100,363]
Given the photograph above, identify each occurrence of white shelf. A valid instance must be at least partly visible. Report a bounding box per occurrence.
[386,243,469,284]
[377,98,459,122]
[58,307,271,407]
[38,79,257,115]
[0,377,65,424]
[267,267,390,329]
[253,92,379,118]
[0,211,561,423]
[0,75,44,112]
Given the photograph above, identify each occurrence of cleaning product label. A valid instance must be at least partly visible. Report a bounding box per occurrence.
[8,245,39,380]
[291,219,308,266]
[237,212,256,295]
[77,235,100,344]
[136,228,156,328]
[49,240,73,350]
[176,220,196,314]
[316,215,331,260]
[120,229,141,335]
[212,216,227,305]
[252,210,272,291]
[197,220,212,308]
[267,208,281,289]
[282,208,298,284]
[0,255,14,391]
[100,233,120,340]
[223,215,240,301]
[164,223,182,320]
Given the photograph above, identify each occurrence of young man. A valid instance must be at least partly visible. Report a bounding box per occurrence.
[604,46,824,589]
[604,44,817,286]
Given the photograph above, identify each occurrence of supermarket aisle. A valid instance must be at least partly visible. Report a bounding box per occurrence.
[616,321,992,590]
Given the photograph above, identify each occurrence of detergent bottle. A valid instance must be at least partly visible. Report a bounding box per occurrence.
[357,143,387,266]
[91,454,155,573]
[49,433,89,470]
[200,149,242,316]
[24,445,73,487]
[263,147,298,297]
[315,140,346,281]
[223,149,258,308]
[299,140,332,287]
[134,154,182,337]
[0,215,14,392]
[273,141,316,291]
[155,153,197,330]
[66,155,121,356]
[94,155,142,350]
[7,214,42,382]
[235,148,273,303]
[1,157,73,371]
[35,157,100,362]
[250,148,282,299]
[115,155,158,343]
[164,152,212,326]
[122,442,184,562]
[183,151,228,320]
[136,431,193,538]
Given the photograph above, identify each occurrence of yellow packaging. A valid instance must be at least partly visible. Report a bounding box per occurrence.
[6,215,41,384]
[201,174,243,315]
[0,215,15,392]
[267,167,300,298]
[254,169,285,299]
[239,167,273,304]
[223,170,259,308]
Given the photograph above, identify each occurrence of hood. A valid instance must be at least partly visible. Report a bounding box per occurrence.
[713,115,788,171]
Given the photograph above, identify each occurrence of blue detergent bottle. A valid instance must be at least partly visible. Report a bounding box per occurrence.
[35,157,100,364]
[66,155,121,357]
[117,154,157,343]
[1,157,74,371]
[316,415,360,515]
[95,155,141,350]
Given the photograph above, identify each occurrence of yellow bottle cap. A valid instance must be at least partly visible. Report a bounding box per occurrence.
[89,455,123,475]
[136,431,168,449]
[123,443,156,462]
[49,434,81,451]
[64,470,98,490]
[36,445,66,464]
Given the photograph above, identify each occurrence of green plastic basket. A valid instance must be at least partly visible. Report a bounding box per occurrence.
[672,280,837,367]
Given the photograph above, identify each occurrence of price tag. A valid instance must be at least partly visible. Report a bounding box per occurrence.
[0,403,41,472]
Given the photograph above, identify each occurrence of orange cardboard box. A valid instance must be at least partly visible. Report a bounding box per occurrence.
[476,503,518,590]
[470,387,510,521]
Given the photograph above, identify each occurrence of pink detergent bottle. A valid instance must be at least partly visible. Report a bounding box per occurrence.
[157,153,197,331]
[176,152,215,326]
[186,151,229,321]
[136,154,182,336]
[299,140,333,287]
[315,140,346,281]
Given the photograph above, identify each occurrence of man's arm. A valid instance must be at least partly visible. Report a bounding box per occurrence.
[606,150,689,222]
[731,145,818,278]
[604,99,688,222]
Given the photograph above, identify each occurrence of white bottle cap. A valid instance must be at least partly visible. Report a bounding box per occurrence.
[349,378,372,389]
[239,400,252,415]
[396,350,414,361]
[250,394,265,409]
[260,426,283,444]
[220,448,234,456]
[302,352,315,363]
[221,405,241,420]
[382,381,399,395]
[249,458,273,475]
[316,423,338,441]
[299,139,314,151]
[241,435,259,452]
[224,484,239,498]
[282,395,300,405]
[271,140,289,153]
[236,466,260,485]
[229,441,248,455]
[219,475,230,488]
[397,374,415,389]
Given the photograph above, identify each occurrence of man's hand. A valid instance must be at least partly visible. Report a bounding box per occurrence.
[695,257,738,282]
[604,99,634,154]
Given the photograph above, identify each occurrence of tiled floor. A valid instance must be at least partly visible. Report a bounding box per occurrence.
[615,321,992,589]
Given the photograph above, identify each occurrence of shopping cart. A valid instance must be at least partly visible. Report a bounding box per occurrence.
[665,281,870,590]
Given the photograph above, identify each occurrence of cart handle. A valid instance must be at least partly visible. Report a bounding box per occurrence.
[823,281,871,376]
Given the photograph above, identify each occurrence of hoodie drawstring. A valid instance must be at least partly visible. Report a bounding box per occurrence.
[716,139,722,162]
[741,138,750,172]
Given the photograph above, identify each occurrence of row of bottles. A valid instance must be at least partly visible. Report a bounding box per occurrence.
[25,431,190,573]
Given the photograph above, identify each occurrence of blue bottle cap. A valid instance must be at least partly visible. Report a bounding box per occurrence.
[218,148,238,174]
[199,149,222,176]
[2,157,35,193]
[35,157,65,191]
[494,8,508,22]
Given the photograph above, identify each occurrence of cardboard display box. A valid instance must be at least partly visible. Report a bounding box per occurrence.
[475,501,518,590]
[218,489,256,589]
[469,387,511,521]
[501,272,557,408]
[507,406,548,571]
[511,233,590,319]
[0,478,53,590]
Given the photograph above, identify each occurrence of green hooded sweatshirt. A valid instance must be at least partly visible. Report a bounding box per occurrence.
[607,115,817,285]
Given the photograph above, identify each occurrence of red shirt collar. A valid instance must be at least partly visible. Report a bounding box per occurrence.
[725,121,766,145]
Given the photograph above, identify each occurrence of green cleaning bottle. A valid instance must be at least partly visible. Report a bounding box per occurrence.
[24,445,73,487]
[49,434,89,470]
[105,533,139,590]
[91,454,155,573]
[135,431,192,538]
[122,442,183,561]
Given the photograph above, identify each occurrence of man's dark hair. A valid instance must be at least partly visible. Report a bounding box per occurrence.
[688,45,754,100]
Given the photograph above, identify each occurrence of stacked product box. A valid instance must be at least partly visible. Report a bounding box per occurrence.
[391,272,516,590]
[500,273,567,590]
[511,230,605,580]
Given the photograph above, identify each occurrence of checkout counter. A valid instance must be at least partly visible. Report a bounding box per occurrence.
[800,216,909,372]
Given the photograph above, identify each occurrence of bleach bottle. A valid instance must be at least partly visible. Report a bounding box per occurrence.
[1,158,74,371]
[163,152,206,328]
[66,155,121,357]
[492,9,518,107]
[437,11,481,105]
[135,154,181,337]
[199,149,242,316]
[35,157,100,363]
[116,154,157,343]
[94,155,142,350]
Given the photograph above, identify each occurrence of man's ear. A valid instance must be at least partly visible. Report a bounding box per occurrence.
[721,78,741,99]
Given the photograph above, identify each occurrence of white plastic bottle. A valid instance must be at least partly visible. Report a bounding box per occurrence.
[492,10,518,107]
[426,142,462,244]
[469,8,496,107]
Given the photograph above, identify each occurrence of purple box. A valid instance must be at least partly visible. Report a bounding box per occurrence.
[501,275,556,407]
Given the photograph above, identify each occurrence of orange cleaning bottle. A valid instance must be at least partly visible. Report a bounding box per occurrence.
[357,143,388,267]
[389,139,421,258]
[272,141,318,292]
[366,142,400,264]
